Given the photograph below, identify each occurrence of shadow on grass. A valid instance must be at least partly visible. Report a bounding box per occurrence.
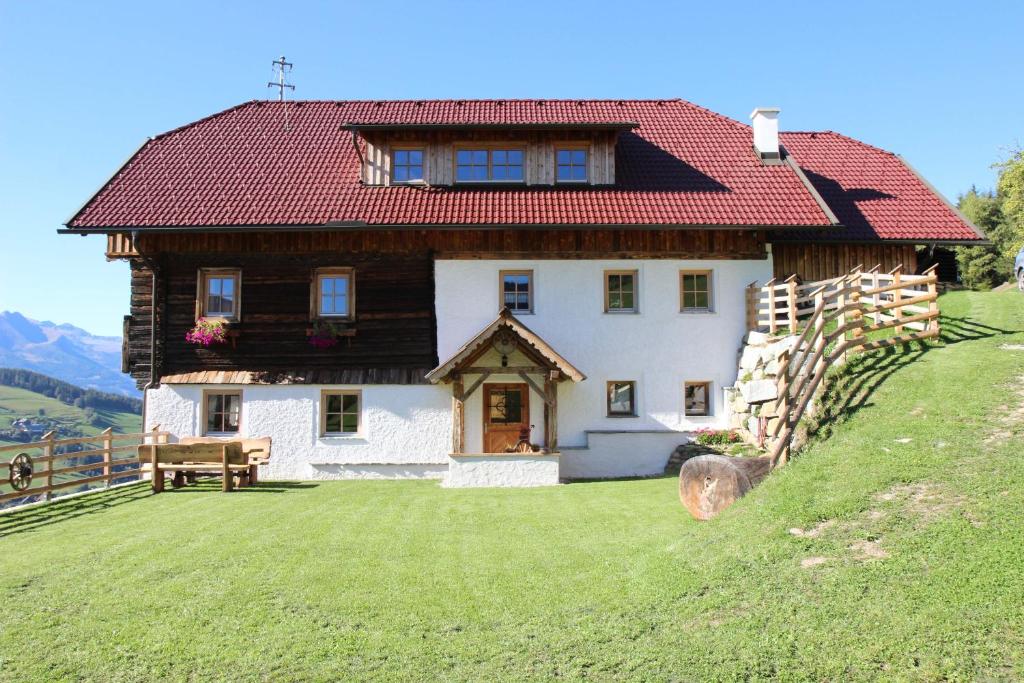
[0,480,318,538]
[0,483,152,539]
[940,316,1018,346]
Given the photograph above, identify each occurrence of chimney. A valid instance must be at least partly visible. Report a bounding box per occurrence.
[750,107,782,163]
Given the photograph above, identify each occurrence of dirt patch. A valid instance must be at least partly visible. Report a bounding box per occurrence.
[983,378,1024,445]
[800,556,829,568]
[788,519,835,538]
[873,483,967,524]
[849,539,890,560]
[998,344,1024,351]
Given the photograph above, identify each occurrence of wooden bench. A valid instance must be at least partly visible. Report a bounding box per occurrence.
[138,442,250,492]
[179,437,272,485]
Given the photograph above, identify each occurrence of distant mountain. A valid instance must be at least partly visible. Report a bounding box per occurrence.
[0,312,137,396]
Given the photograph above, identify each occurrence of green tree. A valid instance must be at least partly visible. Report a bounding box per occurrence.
[955,150,1024,289]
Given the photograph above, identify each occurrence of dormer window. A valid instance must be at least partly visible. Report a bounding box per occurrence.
[456,148,524,183]
[556,148,588,183]
[392,149,424,183]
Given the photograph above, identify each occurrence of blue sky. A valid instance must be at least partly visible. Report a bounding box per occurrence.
[1,0,1021,336]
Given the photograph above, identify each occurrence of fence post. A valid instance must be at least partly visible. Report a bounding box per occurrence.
[785,275,798,335]
[101,427,113,487]
[745,282,759,332]
[772,349,791,444]
[41,430,56,502]
[869,265,881,325]
[850,268,865,352]
[925,264,940,335]
[890,264,903,335]
[766,278,778,335]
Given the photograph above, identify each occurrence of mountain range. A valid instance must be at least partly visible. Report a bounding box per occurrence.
[0,311,137,396]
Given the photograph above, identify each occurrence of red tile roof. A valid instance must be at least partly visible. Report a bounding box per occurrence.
[779,131,984,242]
[66,99,983,243]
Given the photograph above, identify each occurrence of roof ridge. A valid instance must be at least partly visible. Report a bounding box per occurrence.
[250,98,687,104]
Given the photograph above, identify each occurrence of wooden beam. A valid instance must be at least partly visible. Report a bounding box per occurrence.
[452,376,465,454]
[518,372,553,406]
[463,365,550,374]
[544,376,558,452]
[463,371,493,400]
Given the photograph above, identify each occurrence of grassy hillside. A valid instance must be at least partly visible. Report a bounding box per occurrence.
[0,291,1021,681]
[0,384,141,445]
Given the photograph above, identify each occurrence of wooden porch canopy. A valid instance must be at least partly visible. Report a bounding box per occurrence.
[426,307,585,454]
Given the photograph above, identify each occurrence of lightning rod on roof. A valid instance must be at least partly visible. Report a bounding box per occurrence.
[267,56,295,101]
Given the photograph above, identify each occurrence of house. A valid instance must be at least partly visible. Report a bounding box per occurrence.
[62,99,984,486]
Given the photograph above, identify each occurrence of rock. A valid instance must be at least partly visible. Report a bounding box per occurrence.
[746,416,760,437]
[739,345,763,371]
[740,379,777,404]
[752,368,765,380]
[764,358,781,376]
[745,330,769,346]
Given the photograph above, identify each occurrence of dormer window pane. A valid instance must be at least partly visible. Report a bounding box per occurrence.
[456,148,524,182]
[492,149,523,181]
[457,149,489,181]
[392,149,424,183]
[557,148,588,182]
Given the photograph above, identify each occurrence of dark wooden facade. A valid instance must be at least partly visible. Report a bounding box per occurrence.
[122,228,767,389]
[771,242,918,281]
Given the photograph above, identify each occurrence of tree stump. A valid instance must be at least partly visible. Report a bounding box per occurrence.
[678,455,773,520]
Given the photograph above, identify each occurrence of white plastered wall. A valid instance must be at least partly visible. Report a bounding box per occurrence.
[435,257,773,477]
[144,383,452,480]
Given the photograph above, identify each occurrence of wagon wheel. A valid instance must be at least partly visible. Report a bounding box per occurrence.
[9,452,33,491]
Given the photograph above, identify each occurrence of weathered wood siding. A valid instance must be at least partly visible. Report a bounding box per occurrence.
[771,242,917,281]
[124,230,766,389]
[362,130,617,186]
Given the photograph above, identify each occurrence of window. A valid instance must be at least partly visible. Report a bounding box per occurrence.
[313,268,355,319]
[203,390,241,434]
[392,148,424,183]
[199,269,241,320]
[605,270,638,313]
[456,148,524,182]
[500,270,533,313]
[685,382,711,417]
[680,270,713,312]
[607,381,636,417]
[556,148,588,182]
[321,390,361,435]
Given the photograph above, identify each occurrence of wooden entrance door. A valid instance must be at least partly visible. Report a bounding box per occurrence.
[483,383,529,453]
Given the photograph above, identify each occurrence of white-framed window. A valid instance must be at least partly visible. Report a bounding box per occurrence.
[556,148,588,183]
[500,270,533,313]
[604,270,638,313]
[456,148,524,182]
[680,270,713,312]
[203,390,241,435]
[685,381,711,417]
[607,381,637,417]
[392,148,424,183]
[198,269,241,321]
[313,268,354,320]
[321,390,361,436]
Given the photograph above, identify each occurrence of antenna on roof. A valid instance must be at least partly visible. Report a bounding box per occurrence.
[267,56,295,101]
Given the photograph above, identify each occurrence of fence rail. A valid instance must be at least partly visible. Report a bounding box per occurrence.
[745,264,940,467]
[0,428,169,508]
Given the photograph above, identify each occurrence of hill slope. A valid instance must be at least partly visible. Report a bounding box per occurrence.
[0,383,141,446]
[0,311,137,396]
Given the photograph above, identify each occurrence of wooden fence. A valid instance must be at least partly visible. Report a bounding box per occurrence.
[0,427,169,509]
[745,264,940,467]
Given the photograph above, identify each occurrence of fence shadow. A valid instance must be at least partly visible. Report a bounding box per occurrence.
[802,342,928,445]
[0,482,151,539]
[939,316,1018,346]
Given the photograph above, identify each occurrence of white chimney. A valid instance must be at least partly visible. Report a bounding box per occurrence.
[750,107,781,162]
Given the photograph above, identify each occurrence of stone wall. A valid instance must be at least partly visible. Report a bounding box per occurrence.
[727,331,802,444]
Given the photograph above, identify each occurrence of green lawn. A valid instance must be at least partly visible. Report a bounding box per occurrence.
[1,291,1023,682]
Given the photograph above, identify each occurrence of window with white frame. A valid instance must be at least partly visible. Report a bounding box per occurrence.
[199,269,241,320]
[556,148,588,182]
[392,149,424,183]
[500,270,533,313]
[314,268,354,319]
[456,148,524,182]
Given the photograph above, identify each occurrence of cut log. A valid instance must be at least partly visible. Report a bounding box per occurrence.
[678,455,773,520]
